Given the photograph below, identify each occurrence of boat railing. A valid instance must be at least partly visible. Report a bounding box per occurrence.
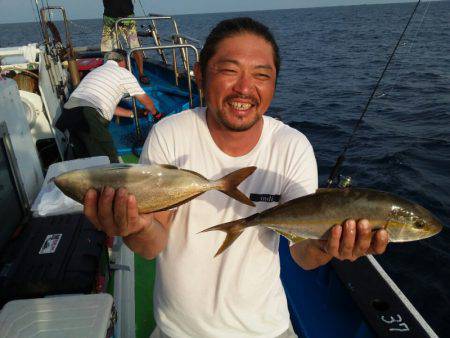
[114,16,200,82]
[172,34,202,48]
[126,44,202,140]
[169,33,203,87]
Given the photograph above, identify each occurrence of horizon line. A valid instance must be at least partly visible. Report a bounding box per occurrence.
[0,0,424,25]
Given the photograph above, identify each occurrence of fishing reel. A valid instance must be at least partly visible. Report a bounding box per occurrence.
[137,24,155,38]
[338,175,352,189]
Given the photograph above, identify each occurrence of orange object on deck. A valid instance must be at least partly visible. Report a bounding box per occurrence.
[77,58,104,71]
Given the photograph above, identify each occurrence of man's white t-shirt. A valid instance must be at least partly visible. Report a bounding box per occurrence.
[140,107,318,338]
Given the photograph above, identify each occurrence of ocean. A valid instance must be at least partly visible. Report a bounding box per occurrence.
[1,1,449,336]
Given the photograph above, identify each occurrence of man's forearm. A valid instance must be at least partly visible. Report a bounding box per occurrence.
[115,106,133,118]
[123,218,168,259]
[135,94,157,114]
[289,239,332,270]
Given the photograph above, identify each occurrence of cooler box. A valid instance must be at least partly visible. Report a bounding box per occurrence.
[0,213,106,306]
[0,293,113,338]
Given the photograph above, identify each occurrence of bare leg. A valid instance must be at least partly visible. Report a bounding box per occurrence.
[133,50,144,78]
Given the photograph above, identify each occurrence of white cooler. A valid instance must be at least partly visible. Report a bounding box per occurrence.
[0,293,113,338]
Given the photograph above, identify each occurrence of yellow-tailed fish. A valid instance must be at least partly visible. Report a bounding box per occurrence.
[54,163,256,212]
[200,188,443,256]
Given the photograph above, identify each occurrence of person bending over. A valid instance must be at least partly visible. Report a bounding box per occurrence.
[57,50,163,163]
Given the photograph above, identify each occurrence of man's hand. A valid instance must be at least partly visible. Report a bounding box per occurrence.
[136,108,149,118]
[290,219,389,270]
[84,187,153,238]
[83,187,172,259]
[135,93,158,115]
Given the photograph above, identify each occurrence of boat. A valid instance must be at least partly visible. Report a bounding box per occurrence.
[0,3,440,338]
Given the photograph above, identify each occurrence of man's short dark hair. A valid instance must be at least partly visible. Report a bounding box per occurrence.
[104,49,128,63]
[199,17,280,79]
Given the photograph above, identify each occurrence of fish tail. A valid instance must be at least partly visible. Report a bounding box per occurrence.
[199,218,248,257]
[216,166,257,207]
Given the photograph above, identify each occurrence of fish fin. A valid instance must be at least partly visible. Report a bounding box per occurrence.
[180,168,209,180]
[154,164,210,180]
[199,217,248,257]
[217,166,257,207]
[101,163,135,170]
[154,163,179,170]
[273,229,306,243]
[150,192,205,212]
[153,163,210,180]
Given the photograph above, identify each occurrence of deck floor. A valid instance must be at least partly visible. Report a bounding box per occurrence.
[121,154,157,338]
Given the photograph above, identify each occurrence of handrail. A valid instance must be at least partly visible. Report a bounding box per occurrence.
[125,44,201,140]
[114,16,195,77]
[172,34,203,48]
[114,16,181,50]
[114,15,179,64]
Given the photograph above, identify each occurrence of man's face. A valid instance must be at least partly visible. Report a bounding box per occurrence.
[196,33,277,132]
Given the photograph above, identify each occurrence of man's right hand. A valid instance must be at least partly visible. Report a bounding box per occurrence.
[83,187,153,238]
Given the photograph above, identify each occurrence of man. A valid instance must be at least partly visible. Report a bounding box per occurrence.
[101,0,149,84]
[84,18,389,337]
[57,50,162,163]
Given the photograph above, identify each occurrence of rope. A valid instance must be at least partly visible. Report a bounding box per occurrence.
[327,0,422,187]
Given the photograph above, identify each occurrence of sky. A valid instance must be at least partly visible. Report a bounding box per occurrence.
[0,0,439,24]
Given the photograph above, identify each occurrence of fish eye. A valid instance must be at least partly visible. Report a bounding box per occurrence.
[413,221,425,229]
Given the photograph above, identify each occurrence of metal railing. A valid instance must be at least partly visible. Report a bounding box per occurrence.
[115,16,174,64]
[125,44,201,140]
[114,16,201,81]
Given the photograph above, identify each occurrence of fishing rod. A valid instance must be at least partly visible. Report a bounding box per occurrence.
[327,0,422,188]
[376,1,431,99]
[33,0,46,41]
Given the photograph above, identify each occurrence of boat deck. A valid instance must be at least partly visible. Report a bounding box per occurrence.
[110,62,199,157]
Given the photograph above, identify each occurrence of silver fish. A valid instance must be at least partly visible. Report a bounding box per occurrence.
[201,188,443,256]
[54,163,256,212]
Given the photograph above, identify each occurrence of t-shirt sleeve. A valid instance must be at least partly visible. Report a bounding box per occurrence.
[139,124,173,165]
[280,140,318,204]
[120,69,145,97]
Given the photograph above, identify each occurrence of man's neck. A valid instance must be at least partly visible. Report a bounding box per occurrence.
[206,110,263,157]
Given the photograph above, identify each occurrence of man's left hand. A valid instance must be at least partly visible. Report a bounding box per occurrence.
[290,219,389,270]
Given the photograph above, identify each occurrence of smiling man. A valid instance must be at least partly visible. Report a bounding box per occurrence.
[83,17,389,337]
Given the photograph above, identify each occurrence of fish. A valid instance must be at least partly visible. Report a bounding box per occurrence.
[53,163,257,213]
[200,188,443,256]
